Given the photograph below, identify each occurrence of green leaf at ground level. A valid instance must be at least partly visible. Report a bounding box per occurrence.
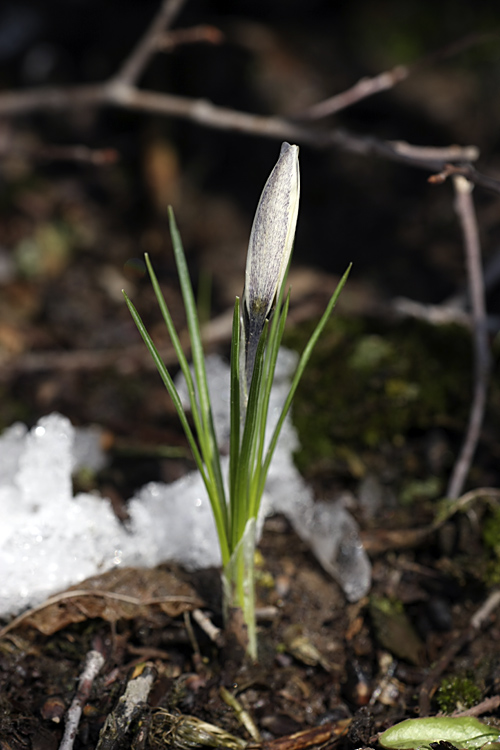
[379,716,499,750]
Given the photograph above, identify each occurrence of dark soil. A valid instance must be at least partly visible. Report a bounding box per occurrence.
[1,505,500,749]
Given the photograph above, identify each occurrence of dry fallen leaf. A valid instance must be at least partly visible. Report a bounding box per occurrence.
[18,567,203,636]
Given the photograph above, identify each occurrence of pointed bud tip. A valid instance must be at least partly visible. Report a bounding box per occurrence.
[280,142,299,156]
[244,141,301,325]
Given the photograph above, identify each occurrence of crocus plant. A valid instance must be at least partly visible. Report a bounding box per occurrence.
[124,143,350,660]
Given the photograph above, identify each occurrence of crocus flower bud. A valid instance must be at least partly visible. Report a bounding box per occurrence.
[242,142,300,390]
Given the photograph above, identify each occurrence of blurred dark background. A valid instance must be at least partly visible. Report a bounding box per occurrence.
[0,0,499,468]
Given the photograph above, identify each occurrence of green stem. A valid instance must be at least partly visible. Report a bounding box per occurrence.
[223,518,257,660]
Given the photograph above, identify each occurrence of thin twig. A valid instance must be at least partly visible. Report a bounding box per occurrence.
[453,695,500,717]
[299,65,410,120]
[393,143,479,162]
[447,177,491,499]
[393,297,473,328]
[429,162,500,196]
[29,145,118,165]
[0,343,176,377]
[192,608,223,645]
[394,297,500,332]
[96,666,156,750]
[114,0,188,87]
[430,487,500,530]
[361,487,500,555]
[157,25,224,51]
[470,589,500,629]
[298,30,499,120]
[59,649,105,750]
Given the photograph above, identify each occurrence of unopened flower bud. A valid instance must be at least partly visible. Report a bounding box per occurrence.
[242,142,300,390]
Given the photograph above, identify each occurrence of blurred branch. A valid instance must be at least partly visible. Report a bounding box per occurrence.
[0,81,488,186]
[429,162,500,195]
[447,176,491,499]
[0,308,234,378]
[0,1,498,192]
[157,25,224,51]
[298,30,499,120]
[28,144,118,165]
[59,649,105,750]
[113,0,188,87]
[298,65,410,120]
[393,296,500,333]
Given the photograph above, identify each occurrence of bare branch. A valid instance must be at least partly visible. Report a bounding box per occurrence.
[1,76,475,171]
[299,65,410,120]
[0,1,494,191]
[114,0,188,87]
[157,25,224,51]
[395,143,479,162]
[393,296,500,333]
[429,162,500,196]
[298,30,499,121]
[0,82,109,115]
[447,176,491,499]
[453,695,500,718]
[59,650,105,750]
[0,81,488,189]
[27,144,118,165]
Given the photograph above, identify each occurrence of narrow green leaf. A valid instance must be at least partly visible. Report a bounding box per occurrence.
[250,290,290,514]
[232,321,268,547]
[123,291,204,479]
[168,208,226,510]
[168,210,211,425]
[259,264,351,496]
[229,297,241,504]
[144,254,204,447]
[123,290,230,563]
[144,252,228,534]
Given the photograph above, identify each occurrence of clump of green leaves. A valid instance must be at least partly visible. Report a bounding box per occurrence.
[124,143,349,660]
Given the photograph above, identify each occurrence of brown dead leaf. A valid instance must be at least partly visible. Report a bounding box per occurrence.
[16,567,204,636]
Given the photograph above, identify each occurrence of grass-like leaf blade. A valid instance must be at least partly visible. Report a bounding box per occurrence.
[259,264,351,497]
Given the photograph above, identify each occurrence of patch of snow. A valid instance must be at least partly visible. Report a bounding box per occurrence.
[0,351,371,619]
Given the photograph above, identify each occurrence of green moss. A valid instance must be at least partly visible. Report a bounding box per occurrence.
[437,675,482,713]
[284,316,473,480]
[399,476,443,506]
[483,507,500,555]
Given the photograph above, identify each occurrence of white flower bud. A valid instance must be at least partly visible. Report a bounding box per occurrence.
[242,142,300,389]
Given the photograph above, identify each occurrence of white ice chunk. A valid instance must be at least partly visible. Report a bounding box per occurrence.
[298,500,372,602]
[129,472,221,571]
[72,424,107,473]
[0,414,148,616]
[16,413,73,511]
[0,422,28,486]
